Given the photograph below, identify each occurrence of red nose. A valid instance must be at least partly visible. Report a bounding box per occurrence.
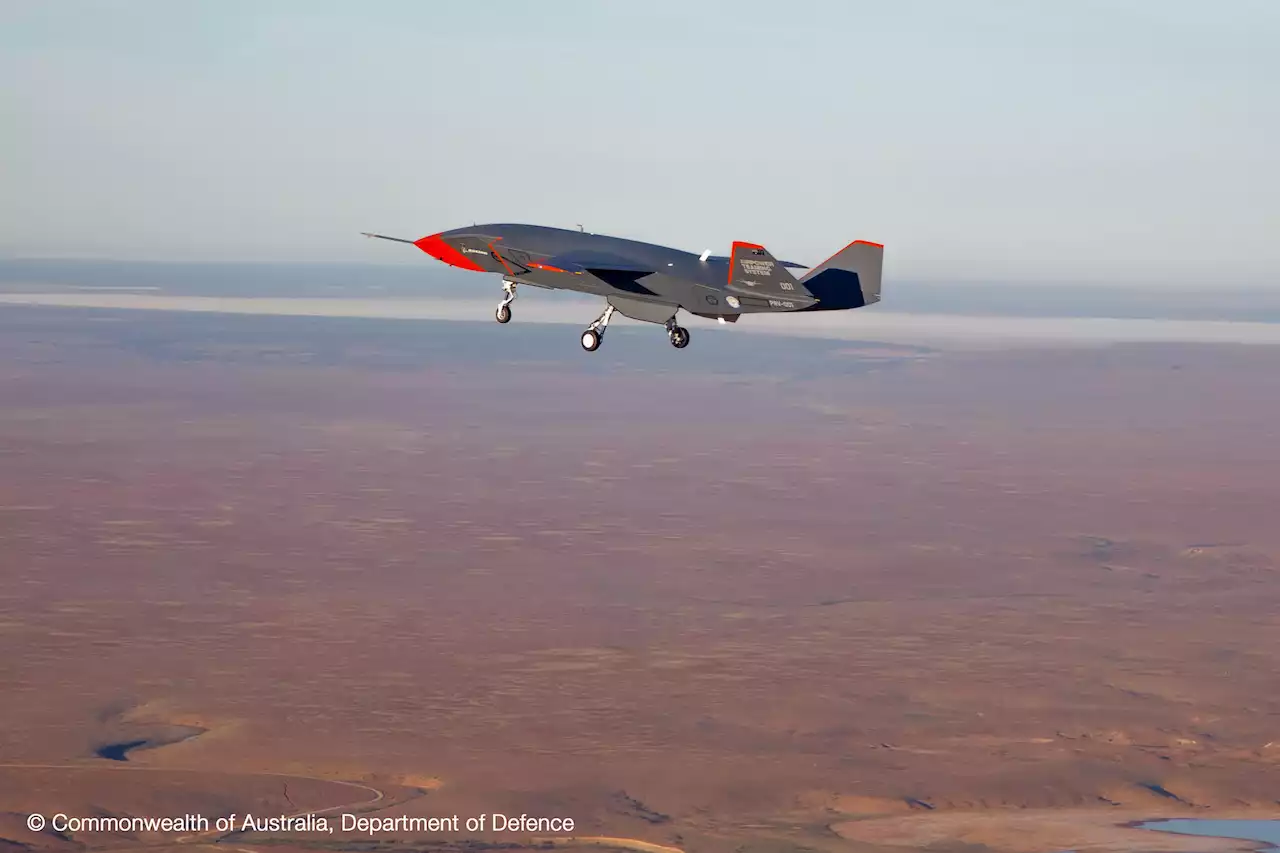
[413,233,486,272]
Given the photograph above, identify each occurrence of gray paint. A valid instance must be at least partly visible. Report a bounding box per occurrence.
[401,223,883,334]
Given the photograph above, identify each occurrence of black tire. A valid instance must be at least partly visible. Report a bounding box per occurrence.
[495,304,512,324]
[580,329,602,352]
[670,326,690,349]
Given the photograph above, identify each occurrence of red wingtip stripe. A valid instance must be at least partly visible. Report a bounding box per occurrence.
[731,241,765,251]
[854,240,884,248]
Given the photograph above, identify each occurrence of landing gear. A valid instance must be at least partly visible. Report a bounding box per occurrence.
[575,304,690,352]
[666,317,690,349]
[580,304,615,352]
[495,280,517,323]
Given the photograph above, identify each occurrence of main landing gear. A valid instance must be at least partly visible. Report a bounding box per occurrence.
[580,305,614,352]
[494,279,517,324]
[495,282,691,353]
[666,317,690,349]
[577,306,691,353]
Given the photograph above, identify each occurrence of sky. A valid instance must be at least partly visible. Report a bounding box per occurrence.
[2,0,1278,285]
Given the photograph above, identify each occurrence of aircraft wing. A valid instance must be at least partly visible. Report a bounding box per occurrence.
[533,250,661,296]
[539,250,654,275]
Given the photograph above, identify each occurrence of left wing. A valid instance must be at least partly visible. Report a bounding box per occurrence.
[535,250,659,296]
[536,250,655,275]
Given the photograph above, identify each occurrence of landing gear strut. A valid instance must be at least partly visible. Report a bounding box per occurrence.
[666,317,690,349]
[581,304,615,352]
[495,279,517,324]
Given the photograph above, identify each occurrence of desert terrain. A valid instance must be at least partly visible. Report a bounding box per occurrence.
[2,305,1279,853]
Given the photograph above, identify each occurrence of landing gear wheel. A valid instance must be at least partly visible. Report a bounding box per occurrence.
[580,304,614,353]
[495,280,517,324]
[668,326,690,349]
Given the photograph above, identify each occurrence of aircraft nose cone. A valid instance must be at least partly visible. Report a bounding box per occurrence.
[413,233,450,261]
[413,233,485,271]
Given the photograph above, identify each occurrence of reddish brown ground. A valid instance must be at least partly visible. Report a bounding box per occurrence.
[1,308,1278,853]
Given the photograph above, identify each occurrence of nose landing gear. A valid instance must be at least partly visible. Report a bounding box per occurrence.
[495,280,517,323]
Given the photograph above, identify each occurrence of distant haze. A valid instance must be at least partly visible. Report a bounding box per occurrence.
[2,0,1278,287]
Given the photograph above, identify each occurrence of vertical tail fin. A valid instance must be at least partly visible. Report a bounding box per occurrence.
[800,240,884,308]
[726,241,815,303]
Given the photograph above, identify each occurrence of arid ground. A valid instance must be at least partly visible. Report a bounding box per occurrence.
[2,305,1279,853]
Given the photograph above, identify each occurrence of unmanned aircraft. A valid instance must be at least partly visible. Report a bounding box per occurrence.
[363,224,883,351]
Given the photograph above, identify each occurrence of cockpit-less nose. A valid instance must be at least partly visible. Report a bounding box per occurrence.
[363,223,883,353]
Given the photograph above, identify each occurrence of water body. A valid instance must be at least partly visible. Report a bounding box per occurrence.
[1142,819,1280,851]
[95,739,149,761]
[93,724,206,761]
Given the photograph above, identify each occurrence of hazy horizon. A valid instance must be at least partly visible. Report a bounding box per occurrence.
[7,255,1280,348]
[3,1,1278,287]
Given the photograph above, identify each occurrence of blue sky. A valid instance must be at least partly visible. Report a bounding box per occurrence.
[2,1,1277,284]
